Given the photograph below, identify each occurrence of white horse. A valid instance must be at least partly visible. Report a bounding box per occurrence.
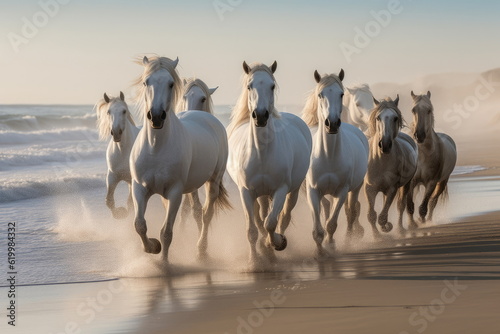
[365,96,418,236]
[130,56,231,261]
[95,92,139,219]
[302,70,369,256]
[341,84,375,134]
[407,91,457,226]
[177,78,219,230]
[227,61,312,265]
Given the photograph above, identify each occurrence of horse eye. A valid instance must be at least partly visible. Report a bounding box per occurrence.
[143,82,147,86]
[271,84,275,91]
[394,117,399,122]
[247,85,251,90]
[107,110,110,115]
[122,110,126,114]
[376,116,380,121]
[341,93,344,98]
[201,97,207,103]
[169,83,174,89]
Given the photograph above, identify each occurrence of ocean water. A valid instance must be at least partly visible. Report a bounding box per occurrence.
[0,104,498,287]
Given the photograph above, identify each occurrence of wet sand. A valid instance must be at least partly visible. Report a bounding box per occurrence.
[7,209,499,334]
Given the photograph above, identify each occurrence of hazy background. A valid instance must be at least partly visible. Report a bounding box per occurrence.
[1,0,500,105]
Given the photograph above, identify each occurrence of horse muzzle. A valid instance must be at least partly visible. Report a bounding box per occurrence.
[148,110,167,129]
[325,118,341,134]
[414,131,426,143]
[252,110,270,127]
[379,138,393,154]
[110,129,123,142]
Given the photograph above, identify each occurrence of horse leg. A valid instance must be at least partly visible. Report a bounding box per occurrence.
[346,185,364,239]
[132,181,160,254]
[428,179,448,221]
[196,180,220,260]
[159,185,183,262]
[278,188,299,235]
[255,196,269,253]
[240,188,259,265]
[378,187,397,233]
[106,172,127,219]
[182,191,202,233]
[419,182,438,223]
[264,186,289,252]
[126,182,134,217]
[321,197,331,222]
[326,189,348,248]
[397,182,411,235]
[406,181,419,229]
[365,184,379,238]
[307,186,325,257]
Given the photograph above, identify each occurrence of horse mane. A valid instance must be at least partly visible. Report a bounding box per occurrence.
[133,55,182,116]
[302,73,344,127]
[177,77,214,114]
[227,63,280,136]
[94,96,135,141]
[411,94,435,132]
[368,98,404,137]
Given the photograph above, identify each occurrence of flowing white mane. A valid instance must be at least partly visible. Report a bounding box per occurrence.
[302,74,344,127]
[178,77,214,114]
[227,63,280,136]
[133,55,182,115]
[95,96,135,141]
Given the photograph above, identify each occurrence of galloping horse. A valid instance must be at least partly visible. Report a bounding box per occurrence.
[302,69,368,256]
[341,84,375,135]
[95,92,139,219]
[365,96,418,235]
[407,91,457,226]
[177,78,219,230]
[227,61,312,265]
[130,56,230,261]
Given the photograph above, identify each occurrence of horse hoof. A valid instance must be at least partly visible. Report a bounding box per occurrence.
[112,207,128,219]
[381,222,393,233]
[148,238,162,254]
[408,223,419,230]
[274,234,287,251]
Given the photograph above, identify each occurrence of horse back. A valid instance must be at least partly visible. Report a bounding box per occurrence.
[437,132,457,179]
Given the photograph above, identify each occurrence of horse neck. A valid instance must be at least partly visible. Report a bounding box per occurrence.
[248,116,276,154]
[144,111,181,150]
[315,120,343,156]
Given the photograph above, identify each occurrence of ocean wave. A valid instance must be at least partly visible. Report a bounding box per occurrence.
[0,127,99,145]
[452,165,487,176]
[0,173,106,203]
[0,144,106,170]
[0,113,96,132]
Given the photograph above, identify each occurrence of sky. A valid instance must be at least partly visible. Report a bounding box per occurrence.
[1,0,500,105]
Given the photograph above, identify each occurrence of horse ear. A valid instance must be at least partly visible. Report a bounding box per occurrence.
[270,61,277,73]
[243,61,251,74]
[142,56,149,65]
[394,94,400,106]
[373,97,380,105]
[314,70,321,83]
[119,91,125,101]
[172,57,179,68]
[339,68,345,81]
[209,86,218,95]
[411,91,416,99]
[103,93,110,103]
[427,90,431,98]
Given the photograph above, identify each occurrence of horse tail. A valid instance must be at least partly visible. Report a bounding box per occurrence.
[214,181,232,214]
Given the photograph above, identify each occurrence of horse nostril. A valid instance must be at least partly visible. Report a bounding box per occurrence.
[119,129,123,135]
[264,110,269,119]
[336,119,341,127]
[161,110,167,120]
[378,140,383,149]
[325,119,330,127]
[111,130,114,136]
[147,111,152,120]
[252,111,257,119]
